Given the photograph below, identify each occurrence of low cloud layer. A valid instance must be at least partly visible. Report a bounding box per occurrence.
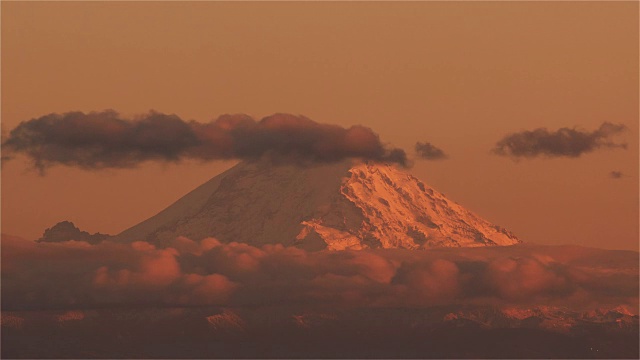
[2,111,408,172]
[2,235,637,312]
[493,122,628,159]
[415,142,448,160]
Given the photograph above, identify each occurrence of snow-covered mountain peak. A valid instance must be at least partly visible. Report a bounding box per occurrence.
[113,160,520,249]
[299,161,519,250]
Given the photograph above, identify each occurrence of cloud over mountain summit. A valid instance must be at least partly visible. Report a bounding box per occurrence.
[2,111,408,172]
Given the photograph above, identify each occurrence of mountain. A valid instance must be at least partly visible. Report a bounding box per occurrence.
[112,160,520,249]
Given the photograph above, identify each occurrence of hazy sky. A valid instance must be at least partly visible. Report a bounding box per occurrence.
[2,2,638,250]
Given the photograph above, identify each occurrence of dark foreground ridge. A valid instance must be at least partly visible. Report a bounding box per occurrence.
[2,306,638,359]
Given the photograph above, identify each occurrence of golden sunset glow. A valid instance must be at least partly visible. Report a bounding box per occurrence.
[1,2,638,359]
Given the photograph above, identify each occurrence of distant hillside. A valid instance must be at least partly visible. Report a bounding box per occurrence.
[38,221,110,244]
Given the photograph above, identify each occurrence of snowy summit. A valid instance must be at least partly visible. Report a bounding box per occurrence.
[113,160,520,250]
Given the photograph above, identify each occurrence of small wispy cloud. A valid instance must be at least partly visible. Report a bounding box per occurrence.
[493,122,628,159]
[609,171,626,179]
[415,142,448,160]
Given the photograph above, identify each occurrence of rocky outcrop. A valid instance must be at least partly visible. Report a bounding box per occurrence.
[38,221,109,244]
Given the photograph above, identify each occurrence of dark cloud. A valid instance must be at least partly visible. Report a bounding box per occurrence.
[492,122,628,159]
[609,171,625,179]
[415,142,448,160]
[2,235,637,312]
[0,126,11,166]
[1,111,408,172]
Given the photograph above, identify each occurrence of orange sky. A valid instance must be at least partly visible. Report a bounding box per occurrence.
[2,2,638,250]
